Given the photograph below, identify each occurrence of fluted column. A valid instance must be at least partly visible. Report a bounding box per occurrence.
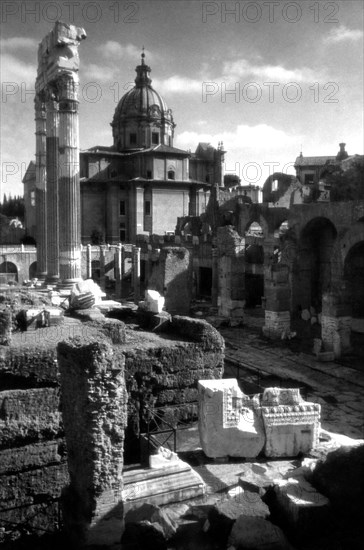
[57,73,82,288]
[34,94,47,280]
[46,88,60,283]
[115,244,122,299]
[133,246,141,303]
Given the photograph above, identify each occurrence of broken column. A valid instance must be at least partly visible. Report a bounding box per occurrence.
[34,93,47,280]
[198,379,265,458]
[45,87,60,283]
[58,336,127,547]
[263,258,291,339]
[132,246,141,303]
[216,226,245,318]
[321,289,352,357]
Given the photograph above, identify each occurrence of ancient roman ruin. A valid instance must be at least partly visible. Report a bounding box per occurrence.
[1,19,364,550]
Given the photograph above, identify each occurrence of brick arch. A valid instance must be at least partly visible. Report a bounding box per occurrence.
[0,261,19,282]
[340,223,364,265]
[244,214,269,237]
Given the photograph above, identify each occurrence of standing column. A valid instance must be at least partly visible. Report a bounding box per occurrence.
[45,88,60,283]
[100,245,106,290]
[211,247,218,307]
[133,246,141,303]
[114,244,122,299]
[34,94,47,280]
[86,244,92,279]
[57,73,82,288]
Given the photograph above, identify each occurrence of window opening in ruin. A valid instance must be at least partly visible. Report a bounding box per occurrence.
[147,170,152,179]
[130,133,137,145]
[120,223,126,242]
[152,132,159,145]
[119,200,126,216]
[304,173,314,185]
[145,200,151,216]
[168,170,175,180]
[199,267,212,298]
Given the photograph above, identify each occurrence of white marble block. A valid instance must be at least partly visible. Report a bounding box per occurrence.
[261,388,321,457]
[198,379,265,458]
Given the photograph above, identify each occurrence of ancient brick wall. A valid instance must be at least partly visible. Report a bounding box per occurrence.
[122,316,224,461]
[0,335,67,537]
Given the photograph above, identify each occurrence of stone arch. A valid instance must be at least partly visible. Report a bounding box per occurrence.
[341,220,364,318]
[29,261,37,279]
[292,217,338,311]
[0,261,18,282]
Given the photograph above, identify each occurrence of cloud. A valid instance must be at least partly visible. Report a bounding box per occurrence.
[324,25,363,44]
[0,53,36,87]
[0,37,38,51]
[80,62,118,83]
[97,41,153,62]
[153,76,202,94]
[222,59,319,83]
[175,124,302,184]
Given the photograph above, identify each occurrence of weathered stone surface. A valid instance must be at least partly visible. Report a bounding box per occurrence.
[272,475,330,534]
[228,516,292,550]
[198,379,265,458]
[0,463,69,508]
[124,502,179,541]
[86,318,126,344]
[0,308,12,345]
[238,461,298,495]
[311,443,364,520]
[58,336,127,546]
[261,388,321,457]
[0,440,65,474]
[207,496,270,545]
[0,388,62,445]
[122,458,205,508]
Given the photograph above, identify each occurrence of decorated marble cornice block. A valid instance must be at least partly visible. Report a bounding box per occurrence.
[261,388,321,458]
[198,379,265,458]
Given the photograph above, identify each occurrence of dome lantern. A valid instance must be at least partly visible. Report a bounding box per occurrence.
[111,51,176,151]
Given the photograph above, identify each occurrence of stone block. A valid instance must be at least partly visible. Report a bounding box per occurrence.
[0,440,65,474]
[145,289,165,313]
[122,459,205,509]
[272,475,330,534]
[0,388,62,446]
[207,496,270,545]
[261,388,321,458]
[198,379,265,458]
[228,516,292,550]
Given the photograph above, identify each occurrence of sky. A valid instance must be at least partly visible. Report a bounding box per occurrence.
[0,0,363,197]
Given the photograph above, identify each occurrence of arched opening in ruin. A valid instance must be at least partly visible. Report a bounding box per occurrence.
[0,261,18,283]
[294,217,337,312]
[245,222,264,308]
[29,261,37,279]
[344,241,364,318]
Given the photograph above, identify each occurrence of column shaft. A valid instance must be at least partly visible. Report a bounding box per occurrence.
[34,95,47,280]
[57,74,82,287]
[46,94,60,282]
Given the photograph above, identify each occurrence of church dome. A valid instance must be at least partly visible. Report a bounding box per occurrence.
[112,52,175,150]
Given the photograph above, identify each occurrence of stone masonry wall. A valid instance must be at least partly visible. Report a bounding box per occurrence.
[123,316,225,461]
[0,334,67,537]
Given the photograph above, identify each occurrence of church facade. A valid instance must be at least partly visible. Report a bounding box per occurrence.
[79,53,225,244]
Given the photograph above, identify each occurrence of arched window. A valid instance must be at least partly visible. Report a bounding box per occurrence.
[168,170,175,180]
